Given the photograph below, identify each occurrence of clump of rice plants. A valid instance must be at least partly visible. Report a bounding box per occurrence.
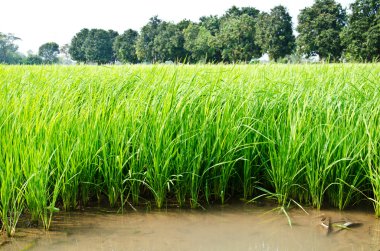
[0,63,380,235]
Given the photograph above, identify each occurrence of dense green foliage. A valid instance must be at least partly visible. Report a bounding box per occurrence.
[223,6,260,18]
[296,0,346,61]
[153,21,186,62]
[342,0,380,61]
[218,14,261,62]
[68,28,117,64]
[1,64,380,236]
[136,16,162,63]
[64,1,375,63]
[24,54,44,65]
[183,23,218,63]
[256,6,295,61]
[3,1,380,64]
[0,33,22,64]
[113,29,139,64]
[38,42,60,64]
[68,28,89,63]
[84,29,118,64]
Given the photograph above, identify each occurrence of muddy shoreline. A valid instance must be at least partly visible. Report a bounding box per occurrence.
[2,203,380,251]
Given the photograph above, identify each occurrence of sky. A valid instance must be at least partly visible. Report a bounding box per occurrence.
[0,0,354,54]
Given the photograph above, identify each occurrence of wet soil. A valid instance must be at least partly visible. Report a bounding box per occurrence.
[2,204,380,251]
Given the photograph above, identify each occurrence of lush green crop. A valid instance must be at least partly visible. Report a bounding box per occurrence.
[0,64,379,236]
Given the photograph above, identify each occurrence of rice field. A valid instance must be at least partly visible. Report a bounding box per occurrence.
[0,64,379,236]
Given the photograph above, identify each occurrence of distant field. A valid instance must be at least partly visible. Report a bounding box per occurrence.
[0,64,380,235]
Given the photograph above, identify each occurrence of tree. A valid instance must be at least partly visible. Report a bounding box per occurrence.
[153,22,186,62]
[255,13,270,54]
[113,29,139,63]
[175,19,195,61]
[108,30,119,62]
[0,33,22,64]
[199,15,221,36]
[69,28,89,63]
[183,23,218,63]
[24,54,43,65]
[176,19,194,31]
[217,14,262,62]
[223,6,260,18]
[60,44,70,59]
[58,44,74,64]
[38,42,59,64]
[366,12,380,60]
[83,29,116,64]
[255,6,295,61]
[198,15,223,62]
[136,16,162,62]
[341,0,380,61]
[297,0,347,61]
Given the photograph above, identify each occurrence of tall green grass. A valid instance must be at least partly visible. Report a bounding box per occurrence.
[0,64,379,235]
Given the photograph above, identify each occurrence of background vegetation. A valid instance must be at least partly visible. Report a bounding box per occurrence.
[1,0,379,64]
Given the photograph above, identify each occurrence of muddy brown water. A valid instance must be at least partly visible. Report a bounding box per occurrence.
[2,205,380,251]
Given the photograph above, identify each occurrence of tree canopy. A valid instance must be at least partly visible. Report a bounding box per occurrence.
[153,21,187,62]
[24,54,43,65]
[0,33,22,64]
[297,0,346,61]
[218,14,261,62]
[69,29,117,64]
[3,1,380,65]
[342,0,380,61]
[223,6,260,18]
[136,16,162,63]
[83,29,117,64]
[256,6,295,61]
[69,28,89,63]
[183,24,216,63]
[113,29,139,63]
[38,42,59,64]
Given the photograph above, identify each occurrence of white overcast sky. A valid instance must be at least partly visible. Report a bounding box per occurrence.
[0,0,353,54]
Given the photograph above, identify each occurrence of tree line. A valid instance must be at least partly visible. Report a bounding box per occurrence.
[1,0,379,65]
[0,34,61,65]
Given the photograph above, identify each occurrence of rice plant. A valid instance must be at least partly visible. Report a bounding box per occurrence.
[0,63,380,236]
